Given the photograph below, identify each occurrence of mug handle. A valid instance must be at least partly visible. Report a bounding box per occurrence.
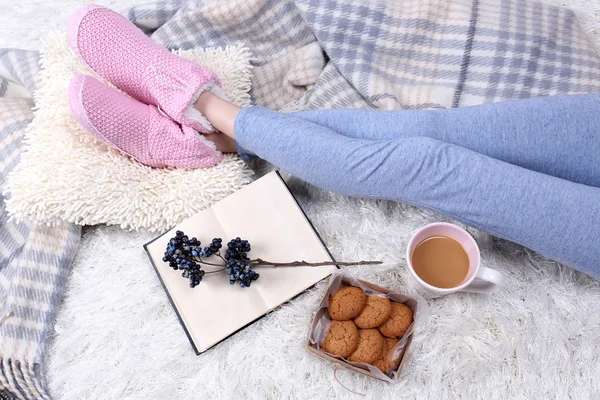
[461,266,504,293]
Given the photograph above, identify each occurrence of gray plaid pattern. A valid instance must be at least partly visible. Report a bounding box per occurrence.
[0,52,81,400]
[127,0,185,34]
[0,50,39,98]
[1,0,600,398]
[146,0,600,109]
[466,0,600,103]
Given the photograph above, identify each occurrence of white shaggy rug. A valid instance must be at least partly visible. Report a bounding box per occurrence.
[6,31,253,232]
[2,1,600,399]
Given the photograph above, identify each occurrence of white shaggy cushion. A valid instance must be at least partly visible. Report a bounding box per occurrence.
[5,31,253,232]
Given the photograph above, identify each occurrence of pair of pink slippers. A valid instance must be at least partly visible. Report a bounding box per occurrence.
[68,5,226,168]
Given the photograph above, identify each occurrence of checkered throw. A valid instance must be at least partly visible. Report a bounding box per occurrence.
[141,0,600,110]
[0,50,81,400]
[1,0,599,398]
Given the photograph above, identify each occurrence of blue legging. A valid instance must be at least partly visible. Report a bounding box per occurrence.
[234,94,600,278]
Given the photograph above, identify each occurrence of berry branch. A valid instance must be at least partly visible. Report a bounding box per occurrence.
[251,259,382,267]
[163,231,382,289]
[190,258,380,268]
[203,268,226,274]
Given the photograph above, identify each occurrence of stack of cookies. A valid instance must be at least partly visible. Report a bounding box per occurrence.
[320,286,413,374]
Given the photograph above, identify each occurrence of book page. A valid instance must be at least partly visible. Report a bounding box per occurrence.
[213,172,336,310]
[145,209,268,352]
[146,171,336,353]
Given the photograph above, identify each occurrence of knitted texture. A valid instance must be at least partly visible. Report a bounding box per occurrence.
[68,4,227,134]
[69,75,223,169]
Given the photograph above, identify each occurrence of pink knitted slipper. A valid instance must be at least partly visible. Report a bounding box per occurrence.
[69,75,223,169]
[68,4,226,134]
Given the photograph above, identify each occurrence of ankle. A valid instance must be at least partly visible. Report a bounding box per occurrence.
[193,91,241,139]
[194,91,216,114]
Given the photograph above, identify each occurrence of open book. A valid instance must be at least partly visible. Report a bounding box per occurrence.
[144,171,337,354]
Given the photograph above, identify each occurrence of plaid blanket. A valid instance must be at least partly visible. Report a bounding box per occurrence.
[141,0,600,110]
[0,50,81,400]
[1,0,599,398]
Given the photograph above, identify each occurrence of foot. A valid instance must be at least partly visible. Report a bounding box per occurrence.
[68,4,227,133]
[69,75,223,168]
[204,132,238,153]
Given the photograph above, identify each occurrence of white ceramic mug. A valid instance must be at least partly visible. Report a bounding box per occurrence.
[406,223,504,295]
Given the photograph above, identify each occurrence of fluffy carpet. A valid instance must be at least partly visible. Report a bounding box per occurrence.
[5,31,253,232]
[1,1,599,399]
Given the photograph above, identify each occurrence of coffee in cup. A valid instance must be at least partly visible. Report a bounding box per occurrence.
[406,223,504,295]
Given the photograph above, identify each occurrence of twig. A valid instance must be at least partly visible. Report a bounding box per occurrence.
[204,268,225,275]
[250,259,382,267]
[193,258,224,267]
[191,256,383,271]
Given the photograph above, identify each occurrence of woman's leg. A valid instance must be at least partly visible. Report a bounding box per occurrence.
[196,94,600,277]
[289,95,600,187]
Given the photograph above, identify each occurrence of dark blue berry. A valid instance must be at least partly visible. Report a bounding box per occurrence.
[165,232,258,289]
